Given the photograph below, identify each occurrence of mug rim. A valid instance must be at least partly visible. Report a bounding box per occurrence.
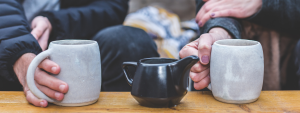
[214,39,260,47]
[51,40,97,46]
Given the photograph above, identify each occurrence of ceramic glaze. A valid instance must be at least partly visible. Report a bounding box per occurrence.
[209,39,264,104]
[27,40,101,106]
[122,56,199,107]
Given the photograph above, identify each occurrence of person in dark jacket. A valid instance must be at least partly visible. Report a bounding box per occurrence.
[0,0,159,107]
[180,0,300,90]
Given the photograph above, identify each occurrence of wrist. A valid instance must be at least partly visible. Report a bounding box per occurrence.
[209,27,232,39]
[13,53,36,86]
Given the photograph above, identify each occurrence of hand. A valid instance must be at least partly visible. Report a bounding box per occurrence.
[31,16,52,51]
[179,27,232,90]
[13,53,68,107]
[196,0,262,27]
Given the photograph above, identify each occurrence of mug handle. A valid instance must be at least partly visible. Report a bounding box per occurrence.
[26,49,56,102]
[122,62,137,86]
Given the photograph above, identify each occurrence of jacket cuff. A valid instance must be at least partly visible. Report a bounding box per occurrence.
[201,17,242,39]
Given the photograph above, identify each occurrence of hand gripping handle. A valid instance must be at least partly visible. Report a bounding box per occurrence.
[26,49,56,102]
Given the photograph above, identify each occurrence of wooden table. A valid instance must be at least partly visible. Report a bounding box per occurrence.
[0,91,300,112]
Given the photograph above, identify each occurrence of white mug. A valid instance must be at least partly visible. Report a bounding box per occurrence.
[208,39,264,104]
[26,40,101,106]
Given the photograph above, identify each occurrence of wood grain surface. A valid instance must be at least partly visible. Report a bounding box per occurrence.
[0,91,299,112]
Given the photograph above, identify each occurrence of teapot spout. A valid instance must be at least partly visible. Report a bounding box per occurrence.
[172,55,199,91]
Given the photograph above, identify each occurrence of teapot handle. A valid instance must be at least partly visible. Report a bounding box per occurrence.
[122,62,137,86]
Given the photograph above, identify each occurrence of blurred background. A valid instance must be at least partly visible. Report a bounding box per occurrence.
[129,0,196,21]
[124,0,199,58]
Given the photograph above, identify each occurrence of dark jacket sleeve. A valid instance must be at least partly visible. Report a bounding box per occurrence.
[38,0,129,43]
[196,0,242,39]
[0,0,42,90]
[247,0,300,36]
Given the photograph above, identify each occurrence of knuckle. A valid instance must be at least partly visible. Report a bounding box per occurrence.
[212,7,220,12]
[190,74,197,81]
[200,33,210,38]
[26,95,32,103]
[179,50,184,58]
[179,47,189,58]
[26,94,39,106]
[227,10,232,16]
[199,43,212,50]
[192,64,202,72]
[41,60,52,71]
[34,70,42,81]
[204,6,210,12]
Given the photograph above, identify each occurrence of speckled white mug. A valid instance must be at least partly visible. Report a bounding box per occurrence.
[26,40,101,106]
[208,39,264,104]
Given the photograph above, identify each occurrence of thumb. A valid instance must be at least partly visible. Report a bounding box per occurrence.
[198,33,214,65]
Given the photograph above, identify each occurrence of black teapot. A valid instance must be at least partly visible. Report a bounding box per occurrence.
[122,55,199,107]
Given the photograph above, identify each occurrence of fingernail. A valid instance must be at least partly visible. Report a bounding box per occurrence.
[59,85,66,92]
[198,21,202,26]
[201,55,209,64]
[51,67,57,72]
[40,100,45,107]
[55,92,61,100]
[211,13,215,17]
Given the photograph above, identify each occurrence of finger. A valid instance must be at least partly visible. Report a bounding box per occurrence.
[194,75,210,90]
[196,0,220,25]
[198,10,213,27]
[198,34,214,65]
[38,59,60,75]
[34,69,68,93]
[25,90,48,107]
[211,9,243,18]
[190,67,209,82]
[31,21,48,40]
[190,62,209,73]
[36,82,64,101]
[179,40,199,59]
[195,4,207,25]
[198,2,226,27]
[37,28,50,51]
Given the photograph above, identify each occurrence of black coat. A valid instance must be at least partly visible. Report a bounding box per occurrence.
[0,0,128,90]
[196,0,300,38]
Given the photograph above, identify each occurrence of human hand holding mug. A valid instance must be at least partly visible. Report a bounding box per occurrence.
[179,27,232,90]
[13,53,68,107]
[26,40,101,106]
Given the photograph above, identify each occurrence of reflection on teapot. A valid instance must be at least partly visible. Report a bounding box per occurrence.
[122,55,199,107]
